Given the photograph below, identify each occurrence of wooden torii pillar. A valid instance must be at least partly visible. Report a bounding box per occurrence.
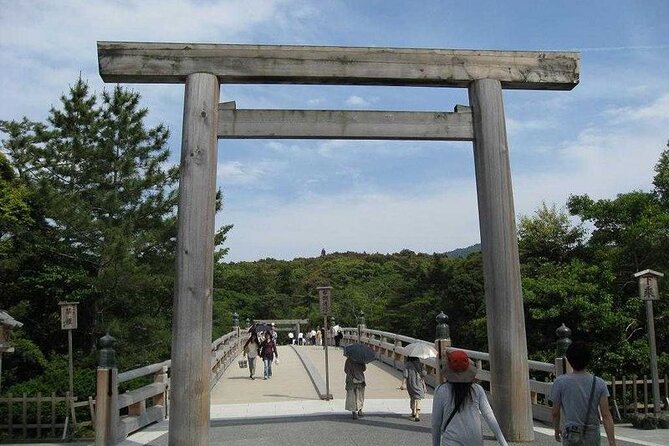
[97,42,579,444]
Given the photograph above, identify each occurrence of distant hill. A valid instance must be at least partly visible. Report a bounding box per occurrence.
[446,243,481,258]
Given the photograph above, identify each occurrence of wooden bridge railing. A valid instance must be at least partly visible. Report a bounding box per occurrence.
[340,325,557,423]
[95,328,241,445]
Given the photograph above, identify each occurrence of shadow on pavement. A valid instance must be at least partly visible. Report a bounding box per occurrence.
[210,413,431,434]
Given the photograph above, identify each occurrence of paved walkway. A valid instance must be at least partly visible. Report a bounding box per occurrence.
[119,410,667,446]
[211,345,319,405]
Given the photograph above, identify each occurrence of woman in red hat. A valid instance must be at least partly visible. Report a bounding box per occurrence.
[431,350,508,446]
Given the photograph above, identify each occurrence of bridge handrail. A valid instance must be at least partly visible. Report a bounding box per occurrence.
[360,328,433,346]
[118,360,171,384]
[102,329,241,442]
[340,326,556,423]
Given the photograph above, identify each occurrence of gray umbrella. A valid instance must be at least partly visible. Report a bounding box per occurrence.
[402,342,437,359]
[343,344,376,364]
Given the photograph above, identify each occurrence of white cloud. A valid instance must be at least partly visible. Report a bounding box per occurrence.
[218,160,285,186]
[605,93,669,123]
[506,117,554,136]
[345,95,371,107]
[0,0,316,121]
[220,179,481,261]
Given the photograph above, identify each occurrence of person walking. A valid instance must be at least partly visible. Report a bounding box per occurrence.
[259,332,278,380]
[316,327,322,346]
[344,357,366,419]
[400,356,428,421]
[298,331,304,345]
[432,350,508,446]
[333,324,343,347]
[549,341,617,446]
[242,331,260,380]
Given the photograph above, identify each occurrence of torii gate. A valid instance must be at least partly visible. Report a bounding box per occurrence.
[97,42,579,444]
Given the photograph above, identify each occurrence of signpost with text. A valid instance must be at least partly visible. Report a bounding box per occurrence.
[634,269,664,414]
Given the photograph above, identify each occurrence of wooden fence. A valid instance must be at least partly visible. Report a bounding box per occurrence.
[609,375,669,418]
[0,392,94,440]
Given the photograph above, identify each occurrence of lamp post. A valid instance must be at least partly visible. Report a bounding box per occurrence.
[317,286,333,400]
[633,269,663,415]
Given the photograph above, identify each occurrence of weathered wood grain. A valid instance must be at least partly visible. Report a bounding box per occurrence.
[469,79,533,441]
[98,42,579,90]
[169,73,219,446]
[217,108,474,140]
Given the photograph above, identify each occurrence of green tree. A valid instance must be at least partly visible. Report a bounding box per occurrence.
[0,78,196,376]
[518,202,584,271]
[653,140,669,205]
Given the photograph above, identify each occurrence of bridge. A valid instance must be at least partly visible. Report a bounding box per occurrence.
[90,323,667,446]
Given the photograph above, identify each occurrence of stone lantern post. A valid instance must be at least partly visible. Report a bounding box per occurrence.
[555,323,572,375]
[434,311,451,384]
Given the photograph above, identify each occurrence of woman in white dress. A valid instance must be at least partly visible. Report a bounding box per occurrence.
[431,350,508,446]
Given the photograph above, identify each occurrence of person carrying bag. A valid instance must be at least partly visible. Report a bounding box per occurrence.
[431,350,508,446]
[549,342,617,446]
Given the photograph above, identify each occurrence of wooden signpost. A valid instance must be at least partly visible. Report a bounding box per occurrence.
[634,269,664,414]
[58,302,79,430]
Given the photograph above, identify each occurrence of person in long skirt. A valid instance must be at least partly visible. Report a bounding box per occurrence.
[242,331,260,380]
[400,356,428,421]
[344,357,366,419]
[432,350,508,446]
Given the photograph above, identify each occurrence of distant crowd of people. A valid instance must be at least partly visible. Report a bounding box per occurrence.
[287,324,343,347]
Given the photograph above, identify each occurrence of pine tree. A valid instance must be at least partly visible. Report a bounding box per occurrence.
[0,78,228,370]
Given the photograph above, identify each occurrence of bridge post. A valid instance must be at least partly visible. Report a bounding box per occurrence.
[434,312,451,384]
[95,334,118,446]
[555,323,572,376]
[469,79,533,441]
[233,313,240,352]
[357,311,366,343]
[170,72,220,446]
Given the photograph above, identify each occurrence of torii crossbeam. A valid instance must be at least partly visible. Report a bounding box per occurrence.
[97,42,579,445]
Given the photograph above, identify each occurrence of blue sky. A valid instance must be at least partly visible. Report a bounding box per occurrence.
[1,0,668,261]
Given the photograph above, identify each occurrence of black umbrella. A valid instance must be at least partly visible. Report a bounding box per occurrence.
[343,344,376,364]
